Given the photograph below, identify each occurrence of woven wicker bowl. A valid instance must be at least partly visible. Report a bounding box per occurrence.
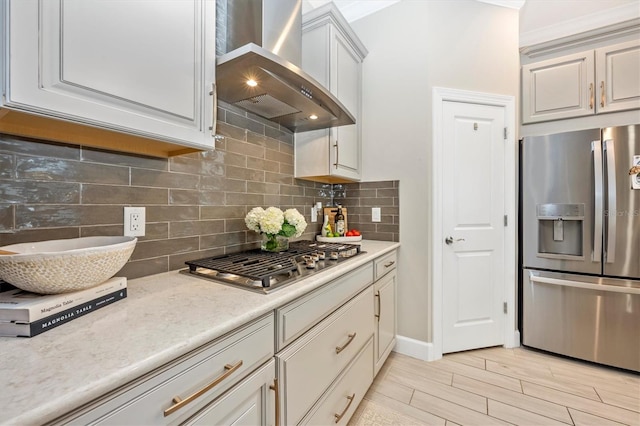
[0,236,136,294]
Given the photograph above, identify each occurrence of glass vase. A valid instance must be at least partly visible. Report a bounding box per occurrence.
[261,234,289,252]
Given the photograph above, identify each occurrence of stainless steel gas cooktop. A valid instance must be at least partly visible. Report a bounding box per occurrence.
[182,240,364,293]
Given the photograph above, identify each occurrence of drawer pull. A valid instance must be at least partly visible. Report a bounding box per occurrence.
[335,333,356,354]
[163,360,243,417]
[334,393,355,423]
[384,261,395,268]
[600,81,605,107]
[270,378,280,426]
[374,292,381,321]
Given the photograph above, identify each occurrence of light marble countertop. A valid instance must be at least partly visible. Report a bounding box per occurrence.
[0,240,399,425]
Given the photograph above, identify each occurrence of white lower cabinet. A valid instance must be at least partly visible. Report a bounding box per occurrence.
[276,286,374,425]
[184,359,276,426]
[374,269,397,375]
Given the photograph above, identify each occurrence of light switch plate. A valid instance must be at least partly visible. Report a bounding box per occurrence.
[372,207,381,222]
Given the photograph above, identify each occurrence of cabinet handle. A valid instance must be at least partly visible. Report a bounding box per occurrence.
[384,261,395,268]
[209,82,217,136]
[334,393,355,423]
[375,291,381,321]
[269,378,280,425]
[600,81,605,108]
[335,332,356,354]
[163,360,243,417]
[333,140,339,169]
[589,83,594,109]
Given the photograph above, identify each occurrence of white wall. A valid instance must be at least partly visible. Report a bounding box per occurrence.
[351,0,519,345]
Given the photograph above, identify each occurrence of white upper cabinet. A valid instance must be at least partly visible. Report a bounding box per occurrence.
[596,40,640,114]
[522,39,640,124]
[295,3,367,183]
[1,0,216,152]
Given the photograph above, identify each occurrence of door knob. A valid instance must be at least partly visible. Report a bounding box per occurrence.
[445,236,465,245]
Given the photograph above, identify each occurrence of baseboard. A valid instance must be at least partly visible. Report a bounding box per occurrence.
[511,330,521,348]
[392,335,437,361]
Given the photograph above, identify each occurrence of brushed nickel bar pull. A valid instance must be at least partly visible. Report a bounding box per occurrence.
[600,81,605,108]
[589,83,594,109]
[591,140,603,262]
[334,393,355,423]
[164,360,243,417]
[604,139,616,263]
[209,82,217,136]
[384,261,395,268]
[269,378,280,425]
[375,292,381,321]
[333,140,339,169]
[335,333,356,354]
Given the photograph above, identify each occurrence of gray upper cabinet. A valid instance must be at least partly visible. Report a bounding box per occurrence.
[0,0,216,154]
[295,3,368,183]
[522,39,640,124]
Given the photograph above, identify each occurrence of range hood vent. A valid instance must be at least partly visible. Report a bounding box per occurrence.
[216,0,355,133]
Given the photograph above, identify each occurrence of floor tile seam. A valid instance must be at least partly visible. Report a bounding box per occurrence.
[411,386,490,416]
[567,407,632,426]
[370,389,448,426]
[485,397,575,426]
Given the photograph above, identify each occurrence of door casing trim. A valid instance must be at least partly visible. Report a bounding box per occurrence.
[431,87,517,360]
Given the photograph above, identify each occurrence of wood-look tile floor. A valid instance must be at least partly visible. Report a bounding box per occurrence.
[348,347,640,426]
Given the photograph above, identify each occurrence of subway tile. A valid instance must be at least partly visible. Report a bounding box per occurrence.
[17,157,129,185]
[130,237,199,260]
[0,180,80,204]
[119,257,169,280]
[376,188,399,198]
[0,154,13,178]
[225,218,248,232]
[376,224,400,233]
[343,189,377,198]
[265,149,293,165]
[82,184,167,205]
[199,190,226,206]
[216,122,247,141]
[247,131,279,151]
[0,227,80,246]
[201,176,247,192]
[169,247,225,271]
[0,134,80,160]
[81,223,168,241]
[145,205,199,222]
[81,146,167,170]
[280,163,294,175]
[226,192,264,206]
[0,204,13,231]
[226,137,265,158]
[201,205,247,220]
[226,165,265,182]
[264,195,293,206]
[226,111,265,135]
[359,181,395,189]
[200,231,246,249]
[170,220,224,238]
[15,205,123,228]
[363,232,395,241]
[265,126,293,144]
[247,182,280,195]
[265,171,293,185]
[169,189,200,205]
[170,151,226,174]
[359,197,395,206]
[247,157,279,173]
[131,168,199,189]
[279,141,294,155]
[280,185,305,196]
[246,112,282,131]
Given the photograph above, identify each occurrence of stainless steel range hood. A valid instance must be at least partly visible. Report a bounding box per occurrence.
[216,0,355,133]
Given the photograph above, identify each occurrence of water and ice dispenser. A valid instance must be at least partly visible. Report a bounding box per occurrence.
[536,203,584,259]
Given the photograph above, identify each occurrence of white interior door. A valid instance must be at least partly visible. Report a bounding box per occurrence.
[441,101,506,354]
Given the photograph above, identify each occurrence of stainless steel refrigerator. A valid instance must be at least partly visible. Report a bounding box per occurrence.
[521,124,639,372]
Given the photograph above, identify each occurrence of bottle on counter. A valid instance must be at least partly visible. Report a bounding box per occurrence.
[322,214,331,237]
[334,206,345,237]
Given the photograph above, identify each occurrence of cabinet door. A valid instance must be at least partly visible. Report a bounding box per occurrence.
[330,30,361,181]
[374,270,396,375]
[5,0,215,150]
[185,360,276,426]
[596,40,640,114]
[522,51,595,123]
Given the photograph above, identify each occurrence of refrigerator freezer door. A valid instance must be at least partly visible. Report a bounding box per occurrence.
[522,129,602,275]
[523,269,640,372]
[602,125,640,279]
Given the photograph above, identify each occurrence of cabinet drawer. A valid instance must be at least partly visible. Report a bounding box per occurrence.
[374,251,397,281]
[276,262,373,350]
[302,338,373,425]
[277,286,374,425]
[65,315,274,426]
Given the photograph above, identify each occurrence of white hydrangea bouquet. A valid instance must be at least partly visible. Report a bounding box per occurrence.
[245,206,307,252]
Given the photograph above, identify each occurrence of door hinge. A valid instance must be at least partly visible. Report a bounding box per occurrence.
[504,127,508,140]
[504,215,508,227]
[503,302,508,314]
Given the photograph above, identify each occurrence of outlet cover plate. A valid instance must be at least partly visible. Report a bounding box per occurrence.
[124,207,146,237]
[372,207,381,222]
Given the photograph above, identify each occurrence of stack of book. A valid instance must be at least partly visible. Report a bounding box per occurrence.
[0,276,127,337]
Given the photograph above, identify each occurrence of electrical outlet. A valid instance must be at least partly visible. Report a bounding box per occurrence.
[124,207,146,237]
[311,206,318,222]
[372,207,381,222]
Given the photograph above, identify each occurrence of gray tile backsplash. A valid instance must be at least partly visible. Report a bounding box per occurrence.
[0,103,399,280]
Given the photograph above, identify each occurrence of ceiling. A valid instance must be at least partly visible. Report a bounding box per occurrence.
[303,0,526,22]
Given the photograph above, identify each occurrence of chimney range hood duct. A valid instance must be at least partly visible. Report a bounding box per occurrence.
[216,0,355,133]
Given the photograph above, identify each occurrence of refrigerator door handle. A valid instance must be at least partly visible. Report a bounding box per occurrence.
[529,274,640,295]
[604,139,616,263]
[591,140,603,262]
